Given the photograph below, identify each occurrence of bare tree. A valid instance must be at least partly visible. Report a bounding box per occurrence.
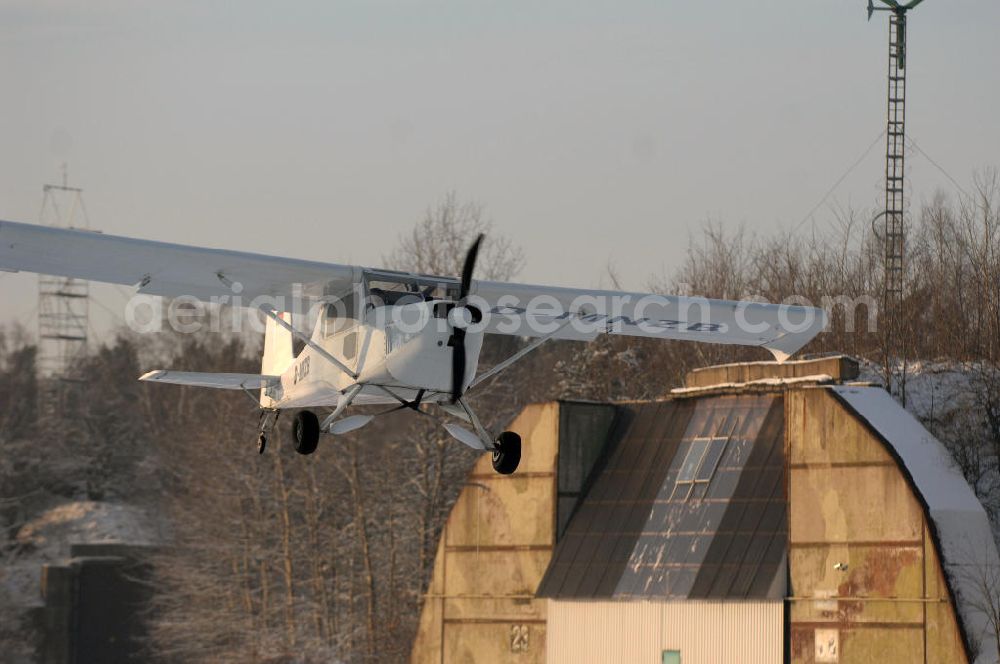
[141,194,530,663]
[384,191,524,280]
[10,176,1000,664]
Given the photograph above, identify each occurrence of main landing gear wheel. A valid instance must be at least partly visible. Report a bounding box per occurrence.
[257,433,267,455]
[492,431,521,475]
[291,410,320,455]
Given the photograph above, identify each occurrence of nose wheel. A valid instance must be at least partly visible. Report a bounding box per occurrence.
[491,431,521,475]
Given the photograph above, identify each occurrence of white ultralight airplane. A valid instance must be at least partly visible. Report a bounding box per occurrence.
[0,220,826,474]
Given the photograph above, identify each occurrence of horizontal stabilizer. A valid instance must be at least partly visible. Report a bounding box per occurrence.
[139,370,279,390]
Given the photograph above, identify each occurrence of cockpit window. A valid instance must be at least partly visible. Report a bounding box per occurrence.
[323,291,359,337]
[363,270,460,308]
[368,288,427,307]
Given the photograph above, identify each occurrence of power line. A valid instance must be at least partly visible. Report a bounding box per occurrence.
[791,128,886,237]
[906,135,971,199]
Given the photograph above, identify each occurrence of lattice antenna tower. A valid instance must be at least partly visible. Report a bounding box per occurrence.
[867,0,926,398]
[37,164,90,380]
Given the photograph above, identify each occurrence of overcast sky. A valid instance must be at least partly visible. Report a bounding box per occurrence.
[1,0,997,336]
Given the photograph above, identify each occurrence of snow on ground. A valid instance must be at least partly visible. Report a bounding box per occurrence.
[857,359,1000,513]
[857,359,986,432]
[15,501,158,558]
[1,501,159,610]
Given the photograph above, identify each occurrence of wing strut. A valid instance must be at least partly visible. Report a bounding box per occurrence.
[320,384,364,431]
[261,307,359,379]
[443,397,492,450]
[468,315,578,391]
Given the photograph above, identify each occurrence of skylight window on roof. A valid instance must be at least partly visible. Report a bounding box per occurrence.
[677,438,710,483]
[670,424,736,502]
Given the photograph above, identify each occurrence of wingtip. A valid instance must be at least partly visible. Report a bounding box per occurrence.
[763,305,828,363]
[767,348,792,364]
[139,370,166,381]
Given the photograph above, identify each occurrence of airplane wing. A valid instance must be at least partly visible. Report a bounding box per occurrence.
[1,219,825,360]
[0,220,357,311]
[471,279,827,362]
[139,370,279,390]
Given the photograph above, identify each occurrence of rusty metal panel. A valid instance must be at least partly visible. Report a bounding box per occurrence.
[790,465,923,544]
[443,621,546,663]
[442,549,551,619]
[787,389,893,467]
[923,533,968,664]
[545,599,782,664]
[445,474,555,549]
[791,624,925,664]
[411,402,559,664]
[786,387,969,664]
[789,544,925,625]
[494,401,560,475]
[410,527,449,664]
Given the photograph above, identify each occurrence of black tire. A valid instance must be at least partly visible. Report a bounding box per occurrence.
[492,431,521,475]
[291,410,320,455]
[257,433,267,455]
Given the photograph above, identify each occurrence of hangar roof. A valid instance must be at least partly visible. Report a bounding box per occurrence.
[537,393,786,600]
[833,385,1000,663]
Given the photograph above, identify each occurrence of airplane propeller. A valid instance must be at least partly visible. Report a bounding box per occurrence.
[449,234,484,403]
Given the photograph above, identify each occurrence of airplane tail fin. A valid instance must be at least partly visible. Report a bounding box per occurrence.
[261,311,294,406]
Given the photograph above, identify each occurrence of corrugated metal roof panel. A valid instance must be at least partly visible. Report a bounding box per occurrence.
[537,394,787,600]
[557,402,619,539]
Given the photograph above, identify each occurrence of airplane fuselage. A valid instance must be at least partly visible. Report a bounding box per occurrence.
[266,300,484,409]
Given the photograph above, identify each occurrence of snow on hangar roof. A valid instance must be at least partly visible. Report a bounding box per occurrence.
[833,385,1000,663]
